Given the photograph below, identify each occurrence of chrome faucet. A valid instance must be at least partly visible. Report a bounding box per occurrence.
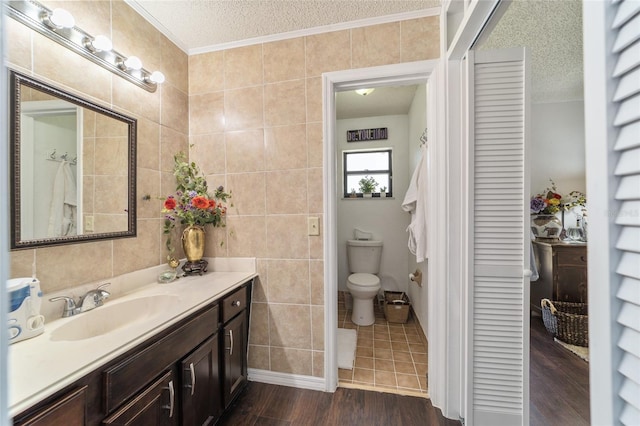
[80,283,111,311]
[49,283,111,317]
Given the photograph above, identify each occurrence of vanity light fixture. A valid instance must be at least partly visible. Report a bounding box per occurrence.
[84,35,113,53]
[121,56,143,71]
[147,71,166,84]
[5,0,164,93]
[42,7,75,30]
[355,88,375,96]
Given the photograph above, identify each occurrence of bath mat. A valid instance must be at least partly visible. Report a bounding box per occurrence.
[555,337,589,362]
[337,328,357,370]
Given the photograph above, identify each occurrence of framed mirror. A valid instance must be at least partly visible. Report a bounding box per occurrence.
[9,70,137,249]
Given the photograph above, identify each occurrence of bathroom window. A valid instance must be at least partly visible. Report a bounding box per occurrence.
[343,149,392,197]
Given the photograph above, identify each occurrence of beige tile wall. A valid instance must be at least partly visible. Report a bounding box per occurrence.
[188,16,440,378]
[7,0,189,292]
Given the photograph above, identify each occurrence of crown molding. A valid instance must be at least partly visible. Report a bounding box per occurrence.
[125,1,440,56]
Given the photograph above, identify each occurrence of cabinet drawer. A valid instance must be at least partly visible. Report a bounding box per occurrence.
[222,286,247,323]
[102,371,175,426]
[556,248,587,266]
[16,386,87,426]
[103,305,218,414]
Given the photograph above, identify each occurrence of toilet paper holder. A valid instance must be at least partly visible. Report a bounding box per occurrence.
[409,269,422,287]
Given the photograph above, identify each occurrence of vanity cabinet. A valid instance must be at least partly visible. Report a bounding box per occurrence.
[221,286,249,409]
[531,242,587,314]
[13,279,253,426]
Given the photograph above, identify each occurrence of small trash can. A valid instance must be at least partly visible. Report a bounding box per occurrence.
[383,291,410,323]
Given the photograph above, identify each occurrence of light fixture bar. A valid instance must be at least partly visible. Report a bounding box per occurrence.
[5,0,161,93]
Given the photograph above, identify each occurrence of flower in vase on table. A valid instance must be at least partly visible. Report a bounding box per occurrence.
[530,180,586,215]
[161,152,231,260]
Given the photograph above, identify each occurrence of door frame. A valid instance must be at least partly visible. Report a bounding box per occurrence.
[322,60,442,393]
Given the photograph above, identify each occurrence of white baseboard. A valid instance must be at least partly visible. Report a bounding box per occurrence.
[248,368,327,392]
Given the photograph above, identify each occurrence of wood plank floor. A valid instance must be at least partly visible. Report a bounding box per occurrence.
[530,315,590,426]
[218,382,459,426]
[220,318,589,426]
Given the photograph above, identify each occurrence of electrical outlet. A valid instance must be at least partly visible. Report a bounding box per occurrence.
[85,215,94,232]
[308,217,320,236]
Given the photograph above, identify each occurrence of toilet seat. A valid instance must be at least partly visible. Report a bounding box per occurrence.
[347,273,380,288]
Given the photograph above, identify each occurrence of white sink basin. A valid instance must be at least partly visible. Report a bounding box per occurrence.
[50,295,179,341]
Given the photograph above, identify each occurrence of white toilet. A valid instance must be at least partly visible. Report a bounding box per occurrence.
[346,239,383,326]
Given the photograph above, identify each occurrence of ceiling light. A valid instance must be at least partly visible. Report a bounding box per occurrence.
[148,71,165,84]
[43,8,75,29]
[85,35,113,52]
[122,56,142,70]
[356,88,375,96]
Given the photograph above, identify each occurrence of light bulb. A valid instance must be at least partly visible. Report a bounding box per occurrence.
[91,35,112,52]
[149,71,165,84]
[123,56,142,70]
[46,8,75,29]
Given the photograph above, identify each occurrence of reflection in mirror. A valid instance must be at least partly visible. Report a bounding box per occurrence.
[10,70,137,249]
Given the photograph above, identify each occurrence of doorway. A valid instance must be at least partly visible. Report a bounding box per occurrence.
[335,84,428,396]
[322,60,440,395]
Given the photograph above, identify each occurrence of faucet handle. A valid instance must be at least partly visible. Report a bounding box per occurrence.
[96,282,111,299]
[49,296,78,317]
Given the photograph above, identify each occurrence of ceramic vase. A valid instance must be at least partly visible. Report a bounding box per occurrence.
[531,214,563,241]
[182,225,205,262]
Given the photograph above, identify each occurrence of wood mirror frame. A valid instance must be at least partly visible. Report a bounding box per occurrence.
[9,69,137,249]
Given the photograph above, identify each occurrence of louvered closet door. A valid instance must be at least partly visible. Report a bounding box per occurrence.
[611,2,640,424]
[468,47,529,426]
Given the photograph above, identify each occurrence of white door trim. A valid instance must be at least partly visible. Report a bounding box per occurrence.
[1,14,10,425]
[322,60,440,392]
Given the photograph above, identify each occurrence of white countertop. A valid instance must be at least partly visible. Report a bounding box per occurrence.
[8,258,257,417]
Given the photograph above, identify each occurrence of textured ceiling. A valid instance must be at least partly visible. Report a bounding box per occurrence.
[477,0,583,102]
[126,0,582,109]
[128,0,440,53]
[336,85,419,119]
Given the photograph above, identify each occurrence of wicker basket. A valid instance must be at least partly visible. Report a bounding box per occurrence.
[384,291,410,324]
[541,299,589,347]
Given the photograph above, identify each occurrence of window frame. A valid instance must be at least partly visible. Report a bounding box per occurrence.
[342,149,393,198]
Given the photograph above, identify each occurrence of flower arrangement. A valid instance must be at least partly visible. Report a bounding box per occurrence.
[530,180,586,215]
[162,152,231,257]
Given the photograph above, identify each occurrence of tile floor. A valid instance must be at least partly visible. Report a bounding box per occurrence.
[337,291,429,397]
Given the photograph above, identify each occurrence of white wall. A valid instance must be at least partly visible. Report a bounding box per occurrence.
[407,84,429,334]
[531,100,586,228]
[531,100,586,193]
[336,115,411,295]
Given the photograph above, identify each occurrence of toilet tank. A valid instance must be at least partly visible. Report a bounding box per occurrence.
[347,240,383,274]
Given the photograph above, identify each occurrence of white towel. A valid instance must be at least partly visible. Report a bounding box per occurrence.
[402,144,429,262]
[48,161,77,237]
[530,230,539,281]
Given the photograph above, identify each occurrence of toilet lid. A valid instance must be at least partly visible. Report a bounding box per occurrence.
[348,273,380,287]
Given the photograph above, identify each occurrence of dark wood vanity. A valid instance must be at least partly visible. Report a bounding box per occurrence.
[13,280,252,426]
[530,241,587,314]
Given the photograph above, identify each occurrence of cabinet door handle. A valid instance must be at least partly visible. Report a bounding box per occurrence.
[580,255,586,262]
[163,380,175,418]
[232,300,241,308]
[227,329,234,356]
[189,362,196,396]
